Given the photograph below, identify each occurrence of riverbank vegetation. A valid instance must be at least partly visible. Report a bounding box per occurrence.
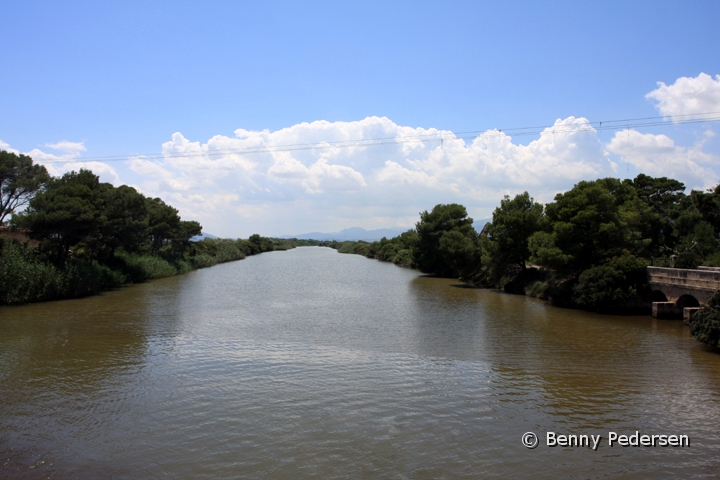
[689,290,720,350]
[0,235,327,305]
[5,147,720,352]
[332,174,720,317]
[0,150,327,305]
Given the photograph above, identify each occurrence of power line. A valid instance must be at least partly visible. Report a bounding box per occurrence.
[38,112,720,164]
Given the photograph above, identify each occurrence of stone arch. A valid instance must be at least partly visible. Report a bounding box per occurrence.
[676,294,700,308]
[651,290,669,302]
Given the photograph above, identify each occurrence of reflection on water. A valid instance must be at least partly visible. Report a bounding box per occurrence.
[1,247,720,478]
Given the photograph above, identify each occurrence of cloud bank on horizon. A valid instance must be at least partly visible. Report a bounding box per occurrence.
[3,73,720,238]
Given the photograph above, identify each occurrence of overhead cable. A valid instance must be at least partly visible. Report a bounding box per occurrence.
[39,112,720,164]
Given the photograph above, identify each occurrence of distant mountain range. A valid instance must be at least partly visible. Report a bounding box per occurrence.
[194,219,491,243]
[279,227,406,242]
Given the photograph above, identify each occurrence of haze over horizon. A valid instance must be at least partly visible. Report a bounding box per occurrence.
[2,1,719,238]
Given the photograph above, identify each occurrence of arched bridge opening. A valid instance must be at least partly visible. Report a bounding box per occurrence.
[676,294,700,309]
[651,290,668,302]
[648,266,718,321]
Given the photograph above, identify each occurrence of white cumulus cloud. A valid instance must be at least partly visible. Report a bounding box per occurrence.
[9,73,720,238]
[606,129,719,189]
[3,140,121,186]
[646,73,720,121]
[0,139,19,154]
[121,116,620,236]
[124,111,720,237]
[45,141,87,155]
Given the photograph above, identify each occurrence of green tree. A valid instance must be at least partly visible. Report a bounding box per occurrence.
[375,229,418,266]
[437,228,482,281]
[630,174,686,258]
[376,237,398,262]
[642,182,720,268]
[631,174,686,218]
[95,184,149,259]
[526,178,654,307]
[397,229,419,249]
[414,203,479,278]
[146,197,182,254]
[483,192,545,286]
[171,220,202,255]
[12,169,104,263]
[0,150,50,224]
[143,199,201,256]
[528,178,650,274]
[692,183,720,238]
[572,251,649,311]
[248,233,274,253]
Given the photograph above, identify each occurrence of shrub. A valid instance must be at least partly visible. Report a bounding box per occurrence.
[0,241,61,304]
[702,251,720,268]
[527,280,549,299]
[190,254,217,269]
[113,250,180,281]
[572,252,648,311]
[0,241,125,305]
[336,242,357,254]
[392,249,413,267]
[213,241,244,263]
[690,290,720,349]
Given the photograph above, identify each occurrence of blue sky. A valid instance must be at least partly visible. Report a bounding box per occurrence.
[1,1,720,237]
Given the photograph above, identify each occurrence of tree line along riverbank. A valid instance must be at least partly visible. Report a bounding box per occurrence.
[331,176,720,309]
[0,150,329,305]
[327,175,720,350]
[2,149,719,350]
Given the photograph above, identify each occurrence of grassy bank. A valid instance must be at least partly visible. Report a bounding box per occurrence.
[0,236,329,306]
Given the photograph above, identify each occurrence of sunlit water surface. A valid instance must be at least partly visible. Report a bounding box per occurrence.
[2,247,720,478]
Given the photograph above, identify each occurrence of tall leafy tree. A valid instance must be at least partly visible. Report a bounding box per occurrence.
[0,150,50,224]
[691,184,720,239]
[484,192,545,277]
[171,220,202,255]
[98,184,149,258]
[413,203,480,278]
[146,197,182,254]
[631,174,686,215]
[630,179,720,267]
[630,174,686,258]
[527,178,652,309]
[12,169,104,262]
[145,197,202,255]
[248,233,274,253]
[438,229,482,281]
[529,178,650,273]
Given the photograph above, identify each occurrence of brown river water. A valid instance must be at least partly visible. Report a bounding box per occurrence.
[1,246,720,478]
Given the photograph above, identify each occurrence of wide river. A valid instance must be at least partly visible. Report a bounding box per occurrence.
[2,247,720,478]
